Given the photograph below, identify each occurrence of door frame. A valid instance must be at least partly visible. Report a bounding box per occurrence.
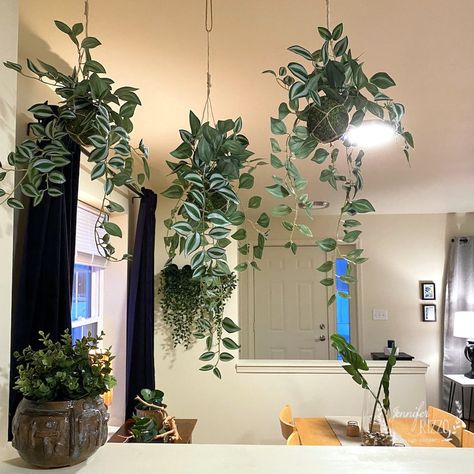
[238,241,361,360]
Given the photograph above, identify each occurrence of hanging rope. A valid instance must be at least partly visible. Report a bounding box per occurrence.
[325,0,331,30]
[84,0,90,37]
[201,0,216,125]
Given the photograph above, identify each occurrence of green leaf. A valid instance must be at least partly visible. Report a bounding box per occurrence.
[209,226,231,240]
[316,238,337,252]
[161,185,183,199]
[172,221,193,236]
[332,23,343,40]
[103,221,122,238]
[317,261,333,272]
[296,224,313,237]
[351,199,375,214]
[191,250,206,268]
[266,184,289,198]
[343,219,361,228]
[208,212,231,226]
[91,162,106,180]
[289,81,307,100]
[257,212,270,228]
[248,195,262,209]
[234,262,248,272]
[213,367,222,379]
[270,154,284,169]
[288,62,308,81]
[287,45,313,60]
[33,159,55,173]
[170,142,193,159]
[239,173,254,189]
[7,198,24,209]
[343,230,362,243]
[320,278,334,287]
[271,117,287,135]
[311,148,329,164]
[222,317,240,334]
[272,204,292,217]
[222,338,240,350]
[48,171,66,184]
[28,104,54,118]
[199,352,215,361]
[81,36,101,49]
[54,20,72,35]
[183,202,201,221]
[184,173,204,187]
[270,138,281,153]
[231,228,247,241]
[207,246,226,259]
[220,352,234,362]
[189,111,201,136]
[318,27,332,40]
[185,232,201,255]
[402,131,415,148]
[3,61,22,73]
[370,72,396,89]
[327,294,336,306]
[334,36,348,57]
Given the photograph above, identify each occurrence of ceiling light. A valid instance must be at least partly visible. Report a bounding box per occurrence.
[345,121,395,148]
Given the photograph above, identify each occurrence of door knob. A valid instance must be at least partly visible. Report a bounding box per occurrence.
[320,323,326,330]
[315,335,326,342]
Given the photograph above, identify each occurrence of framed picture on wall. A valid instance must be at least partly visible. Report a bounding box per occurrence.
[422,304,437,322]
[420,281,436,300]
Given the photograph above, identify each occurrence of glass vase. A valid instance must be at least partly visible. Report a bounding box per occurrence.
[361,390,393,446]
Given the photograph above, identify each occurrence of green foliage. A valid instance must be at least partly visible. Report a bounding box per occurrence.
[2,19,150,261]
[13,330,116,401]
[330,334,397,432]
[135,388,165,410]
[130,416,159,443]
[159,264,239,377]
[264,23,414,303]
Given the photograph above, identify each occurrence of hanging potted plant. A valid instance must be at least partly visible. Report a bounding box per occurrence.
[330,334,397,446]
[2,12,150,260]
[264,22,414,303]
[161,114,264,377]
[12,330,116,467]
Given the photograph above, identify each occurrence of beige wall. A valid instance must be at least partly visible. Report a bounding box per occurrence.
[153,201,473,443]
[0,0,18,447]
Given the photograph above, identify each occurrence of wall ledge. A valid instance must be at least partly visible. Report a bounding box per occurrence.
[235,359,429,375]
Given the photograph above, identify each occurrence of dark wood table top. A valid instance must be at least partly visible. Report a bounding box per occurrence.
[108,418,197,444]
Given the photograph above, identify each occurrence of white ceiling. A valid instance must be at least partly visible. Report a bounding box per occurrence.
[17,0,474,214]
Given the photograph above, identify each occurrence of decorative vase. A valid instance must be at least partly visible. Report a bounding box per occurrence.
[361,390,393,446]
[135,406,165,430]
[12,396,109,468]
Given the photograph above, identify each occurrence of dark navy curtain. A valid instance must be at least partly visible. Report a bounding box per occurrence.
[8,135,80,437]
[125,189,157,419]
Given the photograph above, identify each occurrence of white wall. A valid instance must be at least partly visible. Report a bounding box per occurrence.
[153,202,473,443]
[0,0,18,447]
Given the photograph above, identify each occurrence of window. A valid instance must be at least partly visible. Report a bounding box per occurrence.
[335,257,351,344]
[71,204,106,344]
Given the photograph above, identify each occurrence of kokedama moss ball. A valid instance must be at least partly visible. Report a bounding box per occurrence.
[64,103,99,146]
[307,97,349,144]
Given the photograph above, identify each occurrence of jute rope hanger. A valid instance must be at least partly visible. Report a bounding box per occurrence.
[201,0,216,125]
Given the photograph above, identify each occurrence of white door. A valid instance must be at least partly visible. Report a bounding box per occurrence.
[253,246,329,359]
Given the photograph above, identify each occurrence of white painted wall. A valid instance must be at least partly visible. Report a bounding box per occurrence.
[0,0,18,447]
[154,203,473,443]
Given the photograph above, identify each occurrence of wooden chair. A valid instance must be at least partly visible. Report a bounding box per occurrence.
[462,429,474,447]
[279,405,295,440]
[286,430,301,446]
[427,406,466,447]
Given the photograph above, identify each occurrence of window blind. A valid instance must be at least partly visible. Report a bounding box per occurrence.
[75,204,107,268]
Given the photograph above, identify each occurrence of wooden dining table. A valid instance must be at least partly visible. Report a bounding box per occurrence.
[294,417,455,448]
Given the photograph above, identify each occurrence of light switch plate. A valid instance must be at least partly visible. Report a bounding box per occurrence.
[373,309,388,321]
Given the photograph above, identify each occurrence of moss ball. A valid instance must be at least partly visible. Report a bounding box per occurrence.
[64,103,99,146]
[307,97,349,144]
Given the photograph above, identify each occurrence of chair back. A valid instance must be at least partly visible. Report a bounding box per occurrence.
[287,430,301,445]
[279,404,294,440]
[427,406,466,447]
[462,429,474,447]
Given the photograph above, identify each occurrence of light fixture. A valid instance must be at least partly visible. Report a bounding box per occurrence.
[453,311,474,379]
[344,121,395,148]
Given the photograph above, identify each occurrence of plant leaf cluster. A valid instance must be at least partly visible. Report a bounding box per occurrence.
[2,19,150,261]
[13,330,116,401]
[159,264,239,378]
[135,388,165,410]
[264,23,414,303]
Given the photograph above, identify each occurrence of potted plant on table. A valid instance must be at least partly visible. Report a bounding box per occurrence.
[134,388,167,429]
[12,330,116,468]
[330,334,397,446]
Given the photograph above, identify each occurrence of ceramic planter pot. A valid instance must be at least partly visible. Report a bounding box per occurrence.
[12,396,109,468]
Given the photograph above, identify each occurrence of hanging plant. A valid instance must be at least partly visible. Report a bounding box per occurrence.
[264,22,414,304]
[161,114,265,377]
[2,15,150,260]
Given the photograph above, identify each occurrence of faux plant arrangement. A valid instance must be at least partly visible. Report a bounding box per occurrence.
[264,23,414,304]
[123,388,180,443]
[161,114,264,377]
[12,330,116,467]
[330,334,397,446]
[2,16,150,260]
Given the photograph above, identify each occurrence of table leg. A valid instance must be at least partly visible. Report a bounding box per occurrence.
[462,387,465,420]
[469,388,473,431]
[448,381,455,412]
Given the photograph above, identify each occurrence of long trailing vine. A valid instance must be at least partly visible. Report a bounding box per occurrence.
[161,114,265,377]
[264,22,414,304]
[2,2,150,260]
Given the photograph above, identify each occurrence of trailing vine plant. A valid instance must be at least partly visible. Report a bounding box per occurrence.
[2,2,150,260]
[161,115,265,378]
[264,22,414,304]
